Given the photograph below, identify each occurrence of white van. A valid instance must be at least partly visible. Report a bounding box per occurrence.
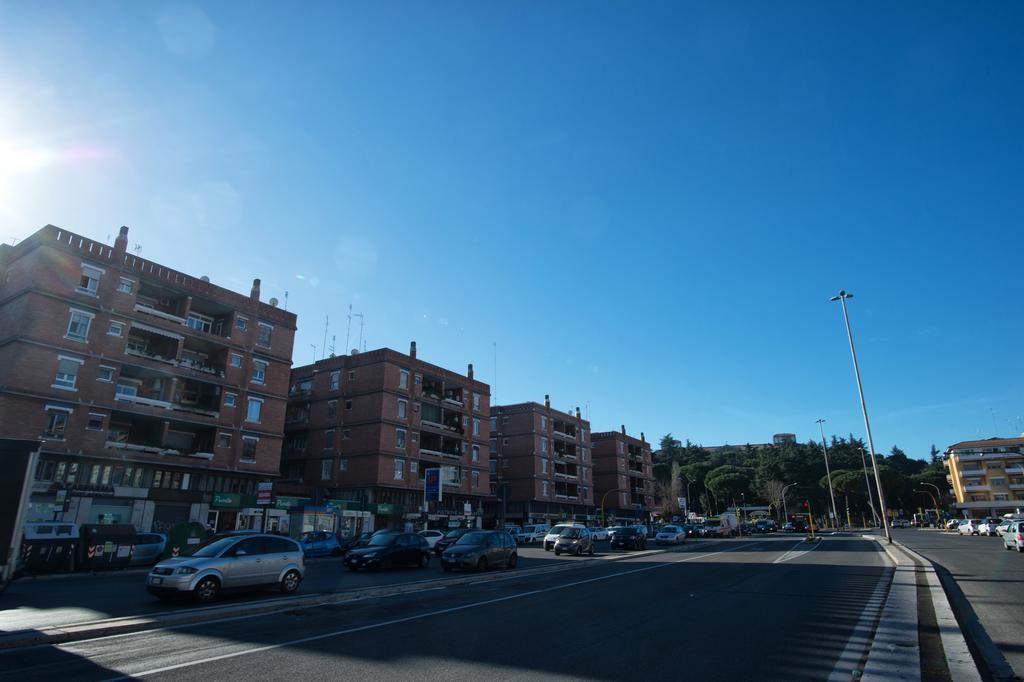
[517,524,550,545]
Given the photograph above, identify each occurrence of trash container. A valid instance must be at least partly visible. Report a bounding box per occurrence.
[80,524,138,570]
[164,521,208,558]
[20,522,80,574]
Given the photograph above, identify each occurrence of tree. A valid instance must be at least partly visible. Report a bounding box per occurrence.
[705,465,751,505]
[760,479,788,521]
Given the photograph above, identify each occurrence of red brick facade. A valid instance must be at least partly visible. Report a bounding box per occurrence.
[592,426,655,520]
[0,225,296,532]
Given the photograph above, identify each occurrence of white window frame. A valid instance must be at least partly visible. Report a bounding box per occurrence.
[325,429,335,450]
[541,458,548,474]
[339,458,348,472]
[330,370,340,390]
[107,320,125,337]
[229,353,243,368]
[472,470,480,489]
[236,316,248,331]
[246,397,263,423]
[251,359,268,385]
[397,399,407,419]
[396,428,407,449]
[86,412,105,431]
[217,432,232,448]
[540,437,548,454]
[472,392,481,410]
[117,277,134,294]
[78,263,103,295]
[472,445,480,462]
[393,458,405,480]
[241,435,259,462]
[224,392,237,408]
[257,322,273,348]
[44,409,71,439]
[540,416,547,431]
[53,355,85,390]
[473,418,480,436]
[96,365,115,383]
[321,458,333,481]
[65,308,94,342]
[186,311,214,333]
[542,481,549,497]
[399,369,409,389]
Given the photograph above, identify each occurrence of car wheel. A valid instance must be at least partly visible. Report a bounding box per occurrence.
[588,543,595,556]
[280,570,301,594]
[476,557,488,573]
[193,576,219,603]
[347,565,359,571]
[331,548,343,557]
[554,548,561,556]
[507,553,518,569]
[418,554,429,569]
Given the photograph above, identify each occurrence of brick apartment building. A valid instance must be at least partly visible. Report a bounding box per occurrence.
[592,427,655,522]
[487,396,594,526]
[278,342,491,533]
[944,436,1024,518]
[0,225,296,533]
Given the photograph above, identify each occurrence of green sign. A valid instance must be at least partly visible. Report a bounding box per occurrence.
[375,503,395,515]
[274,496,312,510]
[212,493,241,508]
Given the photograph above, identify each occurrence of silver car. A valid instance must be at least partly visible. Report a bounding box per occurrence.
[147,534,304,603]
[1003,521,1024,552]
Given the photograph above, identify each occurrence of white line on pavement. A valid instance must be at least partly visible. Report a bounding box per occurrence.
[770,539,815,564]
[100,540,768,680]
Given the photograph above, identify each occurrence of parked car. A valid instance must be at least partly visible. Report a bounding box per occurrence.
[504,526,522,543]
[945,519,961,531]
[634,525,651,538]
[957,520,980,536]
[754,520,775,533]
[892,519,911,529]
[995,519,1022,537]
[341,531,375,551]
[130,533,167,566]
[703,521,724,538]
[609,526,647,550]
[977,518,1002,537]
[298,531,343,557]
[590,527,609,541]
[655,525,686,545]
[441,530,518,572]
[344,532,431,571]
[147,534,304,603]
[1003,520,1024,552]
[433,528,472,556]
[418,529,445,549]
[553,526,594,556]
[682,524,699,538]
[518,524,550,544]
[543,523,586,551]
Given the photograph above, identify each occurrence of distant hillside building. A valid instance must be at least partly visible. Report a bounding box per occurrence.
[944,436,1024,518]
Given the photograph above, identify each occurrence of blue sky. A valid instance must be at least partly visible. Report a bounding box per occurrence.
[2,2,1021,459]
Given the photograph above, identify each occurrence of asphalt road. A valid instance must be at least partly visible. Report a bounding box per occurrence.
[0,542,676,634]
[888,528,1024,680]
[0,536,890,681]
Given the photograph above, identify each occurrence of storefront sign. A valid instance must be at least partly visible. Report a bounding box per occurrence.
[274,496,311,510]
[424,468,442,502]
[376,503,395,516]
[256,482,273,506]
[212,493,241,508]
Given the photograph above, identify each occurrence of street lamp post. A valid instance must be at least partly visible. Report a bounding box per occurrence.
[859,447,880,527]
[816,419,840,529]
[831,290,892,543]
[781,483,797,521]
[920,482,943,526]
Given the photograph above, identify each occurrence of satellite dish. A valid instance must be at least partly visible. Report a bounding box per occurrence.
[200,275,210,282]
[351,348,360,355]
[269,297,279,307]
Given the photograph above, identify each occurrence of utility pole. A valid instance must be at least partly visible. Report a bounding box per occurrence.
[860,447,881,527]
[345,304,353,353]
[816,419,840,529]
[831,290,891,543]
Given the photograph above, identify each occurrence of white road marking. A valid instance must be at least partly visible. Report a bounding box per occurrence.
[100,540,768,680]
[772,538,824,563]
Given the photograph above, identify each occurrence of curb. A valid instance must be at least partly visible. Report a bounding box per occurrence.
[0,542,696,651]
[861,537,920,682]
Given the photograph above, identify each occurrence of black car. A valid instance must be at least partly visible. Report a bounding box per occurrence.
[609,526,646,550]
[433,528,472,556]
[441,530,518,572]
[344,532,431,571]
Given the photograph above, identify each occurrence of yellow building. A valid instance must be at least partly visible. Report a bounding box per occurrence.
[945,437,1024,518]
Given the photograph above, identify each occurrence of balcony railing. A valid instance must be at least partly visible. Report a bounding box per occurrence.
[134,303,187,325]
[553,429,576,440]
[964,484,991,492]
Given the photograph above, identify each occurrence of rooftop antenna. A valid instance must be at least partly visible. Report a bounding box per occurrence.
[133,243,142,256]
[492,342,497,406]
[585,401,590,421]
[321,315,329,361]
[353,312,365,352]
[310,344,317,364]
[329,335,336,357]
[284,291,289,311]
[345,304,353,355]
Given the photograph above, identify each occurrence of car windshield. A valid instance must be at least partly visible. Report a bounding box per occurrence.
[189,537,238,558]
[368,534,397,547]
[617,528,637,536]
[444,529,467,539]
[559,528,580,538]
[662,527,680,533]
[456,532,490,545]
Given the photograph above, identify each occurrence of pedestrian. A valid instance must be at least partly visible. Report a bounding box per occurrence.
[404,519,414,534]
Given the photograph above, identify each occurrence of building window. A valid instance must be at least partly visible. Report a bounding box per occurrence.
[230,353,242,368]
[472,470,480,489]
[540,437,548,454]
[65,309,93,341]
[246,398,263,423]
[53,356,83,389]
[618,442,624,454]
[396,428,407,448]
[472,392,481,410]
[342,429,351,440]
[472,445,480,463]
[399,369,409,389]
[489,460,497,474]
[236,316,248,331]
[345,399,353,410]
[115,382,138,397]
[330,370,340,390]
[542,481,549,497]
[541,416,547,431]
[78,264,102,294]
[489,416,497,432]
[224,393,237,408]
[241,436,258,462]
[257,323,272,348]
[251,359,268,385]
[489,438,497,452]
[117,277,133,294]
[97,366,115,382]
[473,418,480,436]
[398,399,407,419]
[327,400,337,419]
[502,438,509,447]
[86,413,104,430]
[339,458,348,472]
[990,477,1006,486]
[541,458,548,474]
[348,370,355,381]
[107,321,124,337]
[321,459,333,481]
[217,433,231,448]
[43,410,70,438]
[394,458,404,480]
[325,429,335,449]
[186,312,213,333]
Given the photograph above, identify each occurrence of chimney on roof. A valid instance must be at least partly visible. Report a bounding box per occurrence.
[467,363,474,380]
[621,424,626,435]
[410,341,417,359]
[575,406,581,419]
[641,432,646,443]
[250,278,261,302]
[113,225,129,256]
[544,394,550,408]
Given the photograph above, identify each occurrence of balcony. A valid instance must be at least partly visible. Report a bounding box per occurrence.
[106,411,216,460]
[421,375,444,401]
[419,432,463,460]
[959,468,984,476]
[553,420,577,440]
[442,386,464,406]
[553,441,578,460]
[1010,483,1024,491]
[554,462,578,480]
[964,484,991,492]
[421,403,464,435]
[285,404,311,425]
[133,302,187,325]
[1005,465,1024,475]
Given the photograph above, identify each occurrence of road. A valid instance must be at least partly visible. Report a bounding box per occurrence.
[0,535,891,681]
[889,528,1024,680]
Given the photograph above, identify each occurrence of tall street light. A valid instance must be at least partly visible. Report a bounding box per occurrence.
[920,481,943,525]
[816,419,840,529]
[859,447,880,527]
[831,290,892,543]
[781,482,797,521]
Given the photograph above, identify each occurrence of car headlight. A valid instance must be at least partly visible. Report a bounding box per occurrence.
[173,566,198,575]
[363,553,378,559]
